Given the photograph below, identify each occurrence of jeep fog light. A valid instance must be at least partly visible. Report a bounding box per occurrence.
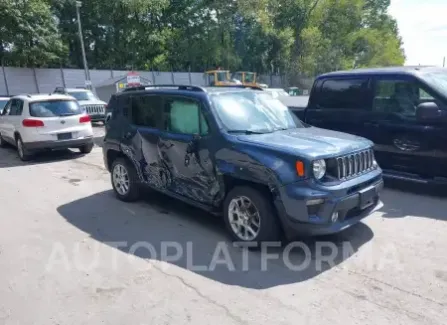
[331,212,339,222]
[313,159,326,180]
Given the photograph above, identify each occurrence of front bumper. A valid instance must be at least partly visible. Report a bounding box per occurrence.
[275,169,383,238]
[89,113,106,122]
[24,137,94,151]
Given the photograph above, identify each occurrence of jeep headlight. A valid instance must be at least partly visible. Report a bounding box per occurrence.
[313,159,326,180]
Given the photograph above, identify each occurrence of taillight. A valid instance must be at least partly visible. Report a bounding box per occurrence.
[22,119,44,127]
[79,115,91,123]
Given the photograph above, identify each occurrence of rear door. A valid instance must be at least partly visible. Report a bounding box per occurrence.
[29,99,90,140]
[368,75,447,178]
[305,77,372,136]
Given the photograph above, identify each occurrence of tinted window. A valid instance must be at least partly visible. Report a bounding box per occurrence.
[372,79,436,116]
[9,99,23,116]
[318,79,369,109]
[164,97,208,135]
[30,100,82,117]
[131,95,162,127]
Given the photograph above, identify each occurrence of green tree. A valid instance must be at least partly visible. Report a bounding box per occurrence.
[0,0,66,66]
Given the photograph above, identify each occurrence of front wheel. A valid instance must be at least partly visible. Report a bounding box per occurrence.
[111,158,140,202]
[223,186,281,245]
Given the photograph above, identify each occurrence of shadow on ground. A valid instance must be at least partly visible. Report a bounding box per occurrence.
[0,135,104,168]
[57,189,374,289]
[378,179,447,221]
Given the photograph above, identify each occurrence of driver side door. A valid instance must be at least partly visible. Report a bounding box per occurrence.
[158,95,217,204]
[367,75,447,178]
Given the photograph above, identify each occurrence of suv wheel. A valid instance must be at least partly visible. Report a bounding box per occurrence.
[111,158,140,202]
[79,143,94,154]
[223,186,281,245]
[16,137,32,161]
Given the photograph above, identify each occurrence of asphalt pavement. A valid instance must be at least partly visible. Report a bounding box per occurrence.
[0,125,446,325]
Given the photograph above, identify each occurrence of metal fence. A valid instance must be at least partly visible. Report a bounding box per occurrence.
[0,66,288,99]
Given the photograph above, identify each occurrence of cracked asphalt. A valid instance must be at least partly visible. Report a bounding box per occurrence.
[0,125,446,325]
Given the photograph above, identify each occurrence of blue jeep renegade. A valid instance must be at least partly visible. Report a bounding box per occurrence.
[102,85,383,243]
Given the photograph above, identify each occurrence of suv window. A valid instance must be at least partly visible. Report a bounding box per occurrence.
[373,79,435,116]
[317,78,369,109]
[67,90,97,101]
[131,95,163,128]
[164,97,209,135]
[9,99,23,116]
[30,100,82,117]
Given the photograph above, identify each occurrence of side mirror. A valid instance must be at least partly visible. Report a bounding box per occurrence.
[416,102,441,120]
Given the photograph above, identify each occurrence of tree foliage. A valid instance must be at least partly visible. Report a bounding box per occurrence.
[1,0,405,77]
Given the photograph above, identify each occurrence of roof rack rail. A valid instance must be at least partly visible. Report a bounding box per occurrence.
[75,86,87,89]
[123,84,205,92]
[209,85,264,91]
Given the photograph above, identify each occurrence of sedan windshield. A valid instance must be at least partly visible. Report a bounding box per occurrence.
[68,90,97,101]
[30,100,83,117]
[211,91,303,133]
[420,71,447,95]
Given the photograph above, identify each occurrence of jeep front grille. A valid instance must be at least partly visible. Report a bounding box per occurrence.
[335,149,375,180]
[84,105,105,114]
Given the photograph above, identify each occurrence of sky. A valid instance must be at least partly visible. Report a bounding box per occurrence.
[389,0,447,66]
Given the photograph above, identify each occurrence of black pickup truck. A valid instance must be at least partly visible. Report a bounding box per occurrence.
[284,66,447,185]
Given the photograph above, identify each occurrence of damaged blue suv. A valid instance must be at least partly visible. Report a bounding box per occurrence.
[103,85,383,243]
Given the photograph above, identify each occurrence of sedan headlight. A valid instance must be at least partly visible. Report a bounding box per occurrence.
[313,159,326,180]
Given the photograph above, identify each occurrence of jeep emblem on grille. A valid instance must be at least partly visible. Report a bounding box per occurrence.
[61,120,66,124]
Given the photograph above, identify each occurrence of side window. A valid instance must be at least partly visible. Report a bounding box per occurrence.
[1,101,11,115]
[164,97,209,135]
[131,95,163,128]
[9,99,23,116]
[317,79,369,110]
[372,79,435,116]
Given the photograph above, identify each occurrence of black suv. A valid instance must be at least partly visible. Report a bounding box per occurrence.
[102,85,383,244]
[292,66,447,185]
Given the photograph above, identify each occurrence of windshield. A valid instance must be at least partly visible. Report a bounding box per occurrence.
[68,90,97,101]
[0,100,8,110]
[211,91,304,133]
[217,71,229,82]
[30,100,83,117]
[420,72,447,95]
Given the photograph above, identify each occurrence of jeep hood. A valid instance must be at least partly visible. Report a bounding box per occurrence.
[78,99,106,105]
[237,127,372,159]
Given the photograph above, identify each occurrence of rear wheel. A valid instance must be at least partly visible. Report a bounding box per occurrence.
[16,137,32,161]
[111,158,140,202]
[0,133,6,147]
[79,143,94,154]
[223,186,281,245]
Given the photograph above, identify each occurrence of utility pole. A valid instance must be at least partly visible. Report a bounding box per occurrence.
[75,1,92,89]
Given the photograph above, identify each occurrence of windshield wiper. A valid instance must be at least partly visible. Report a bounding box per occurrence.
[227,129,271,135]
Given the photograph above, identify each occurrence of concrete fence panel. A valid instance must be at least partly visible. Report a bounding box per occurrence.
[4,67,37,95]
[35,68,64,94]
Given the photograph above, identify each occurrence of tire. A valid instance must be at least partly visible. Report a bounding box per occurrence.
[79,143,94,154]
[0,133,6,148]
[16,136,32,161]
[223,186,281,245]
[111,157,140,202]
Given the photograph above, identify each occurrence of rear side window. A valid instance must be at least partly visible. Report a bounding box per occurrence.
[29,100,82,117]
[164,97,209,135]
[317,78,369,109]
[9,99,24,116]
[131,95,163,128]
